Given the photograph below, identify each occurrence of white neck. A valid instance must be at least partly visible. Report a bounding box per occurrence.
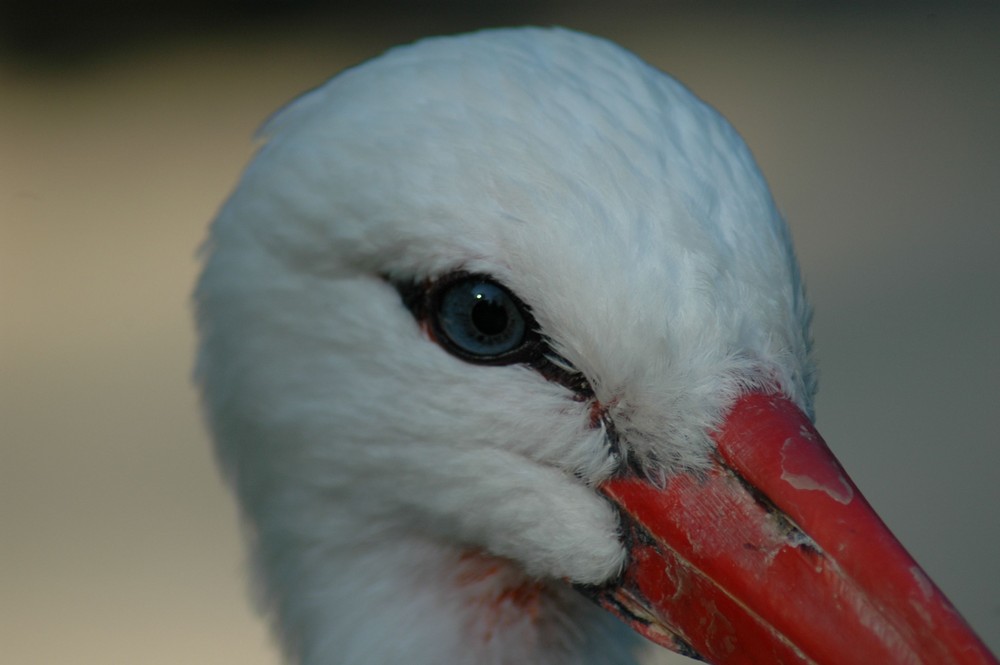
[256,527,641,665]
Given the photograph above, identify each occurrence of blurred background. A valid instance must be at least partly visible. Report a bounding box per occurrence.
[2,2,998,663]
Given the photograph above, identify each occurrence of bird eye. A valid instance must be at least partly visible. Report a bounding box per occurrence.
[430,275,540,364]
[393,271,591,391]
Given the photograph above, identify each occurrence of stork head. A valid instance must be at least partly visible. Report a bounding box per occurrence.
[195,28,995,665]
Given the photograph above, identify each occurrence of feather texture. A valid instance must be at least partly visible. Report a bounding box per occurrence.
[196,27,816,665]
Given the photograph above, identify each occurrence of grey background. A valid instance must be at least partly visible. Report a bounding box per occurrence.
[3,3,997,663]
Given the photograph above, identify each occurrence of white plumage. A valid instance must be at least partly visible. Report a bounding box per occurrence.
[195,27,994,665]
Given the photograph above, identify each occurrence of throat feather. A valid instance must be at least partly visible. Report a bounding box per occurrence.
[456,549,548,643]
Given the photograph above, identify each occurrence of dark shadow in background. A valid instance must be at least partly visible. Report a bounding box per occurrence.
[3,0,525,67]
[4,0,997,71]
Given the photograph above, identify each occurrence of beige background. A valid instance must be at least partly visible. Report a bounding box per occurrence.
[3,5,998,664]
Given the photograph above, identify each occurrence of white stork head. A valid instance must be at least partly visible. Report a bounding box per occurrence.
[195,27,995,665]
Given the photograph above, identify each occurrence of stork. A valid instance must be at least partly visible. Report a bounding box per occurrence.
[195,27,997,665]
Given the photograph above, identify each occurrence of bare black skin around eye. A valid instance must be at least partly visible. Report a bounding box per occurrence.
[393,271,593,397]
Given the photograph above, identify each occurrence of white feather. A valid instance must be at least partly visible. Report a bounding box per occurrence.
[196,26,816,665]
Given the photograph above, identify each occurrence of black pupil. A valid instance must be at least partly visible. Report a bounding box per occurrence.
[471,295,508,336]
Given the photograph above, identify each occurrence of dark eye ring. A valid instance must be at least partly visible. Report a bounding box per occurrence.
[393,271,593,394]
[424,273,541,365]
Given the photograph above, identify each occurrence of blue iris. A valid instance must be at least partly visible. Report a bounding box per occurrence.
[436,278,527,358]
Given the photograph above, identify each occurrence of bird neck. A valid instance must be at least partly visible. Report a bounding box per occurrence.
[272,533,641,665]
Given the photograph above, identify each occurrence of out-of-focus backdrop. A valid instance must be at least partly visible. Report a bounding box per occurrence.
[2,2,998,664]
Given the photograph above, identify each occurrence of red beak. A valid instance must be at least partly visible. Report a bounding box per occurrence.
[588,391,997,665]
